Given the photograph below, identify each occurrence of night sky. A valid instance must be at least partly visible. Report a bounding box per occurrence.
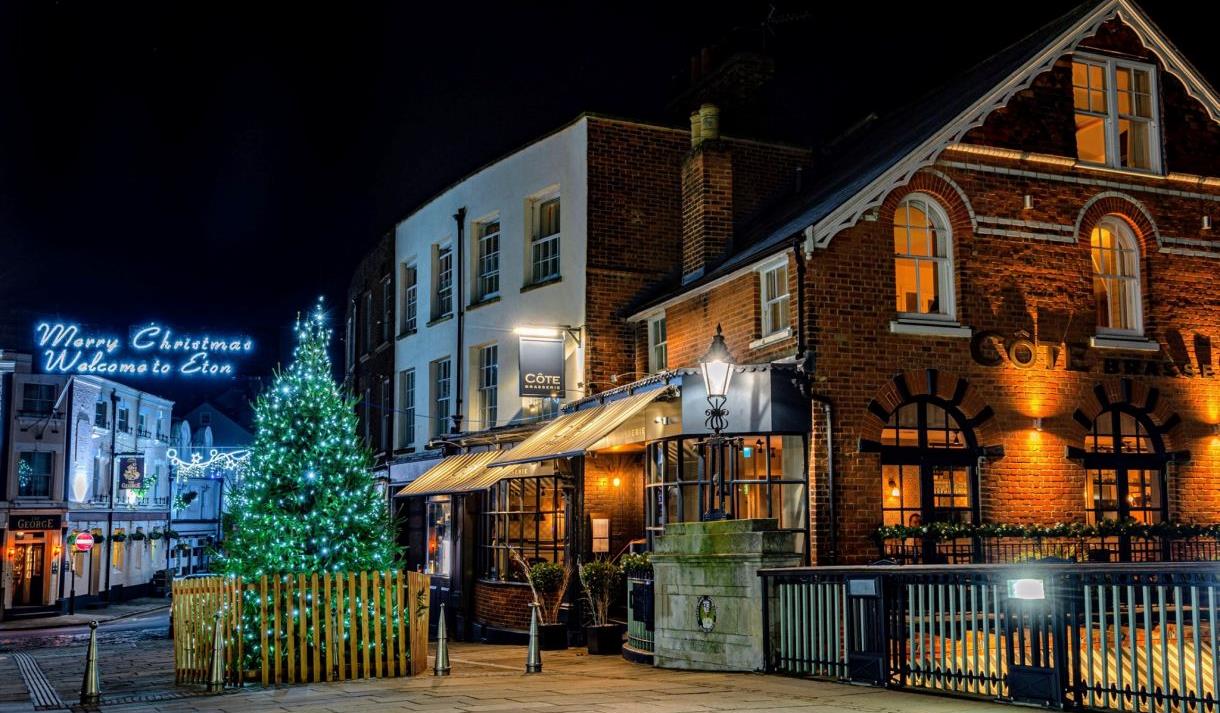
[1,1,1217,389]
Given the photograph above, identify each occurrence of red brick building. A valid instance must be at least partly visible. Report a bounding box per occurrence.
[629,0,1220,565]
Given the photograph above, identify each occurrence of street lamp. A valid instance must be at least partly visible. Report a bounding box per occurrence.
[699,324,737,521]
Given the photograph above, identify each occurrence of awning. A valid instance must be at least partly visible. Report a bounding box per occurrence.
[490,387,672,467]
[395,450,505,497]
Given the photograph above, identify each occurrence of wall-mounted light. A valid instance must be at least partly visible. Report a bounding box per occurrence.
[1033,417,1043,432]
[1023,194,1034,210]
[888,478,901,498]
[612,477,622,488]
[514,326,561,339]
[1204,215,1213,231]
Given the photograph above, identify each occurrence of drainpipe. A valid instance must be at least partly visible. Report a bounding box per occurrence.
[451,207,466,435]
[792,238,837,565]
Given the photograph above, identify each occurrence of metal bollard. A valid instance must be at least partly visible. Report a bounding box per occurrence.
[80,621,100,705]
[433,603,450,676]
[525,603,542,674]
[207,611,225,693]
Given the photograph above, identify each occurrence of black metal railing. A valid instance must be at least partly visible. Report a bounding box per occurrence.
[760,562,1220,712]
[881,535,1220,565]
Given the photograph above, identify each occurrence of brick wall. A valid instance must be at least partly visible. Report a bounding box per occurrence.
[648,16,1220,565]
[682,141,734,279]
[344,231,396,460]
[583,453,646,559]
[472,579,535,632]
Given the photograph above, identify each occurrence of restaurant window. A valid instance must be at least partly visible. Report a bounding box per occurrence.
[433,243,454,320]
[1091,216,1142,335]
[381,275,393,344]
[431,358,451,438]
[759,262,791,338]
[479,472,569,580]
[529,193,561,284]
[426,495,453,576]
[475,217,500,301]
[401,264,418,335]
[398,369,416,449]
[18,451,53,497]
[647,315,667,373]
[22,383,56,415]
[1072,56,1160,172]
[879,399,978,529]
[894,194,954,320]
[477,344,498,429]
[645,434,808,554]
[1083,406,1167,525]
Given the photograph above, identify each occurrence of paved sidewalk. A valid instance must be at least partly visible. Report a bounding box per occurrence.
[0,598,169,632]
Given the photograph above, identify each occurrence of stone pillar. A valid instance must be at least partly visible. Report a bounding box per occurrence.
[651,518,801,671]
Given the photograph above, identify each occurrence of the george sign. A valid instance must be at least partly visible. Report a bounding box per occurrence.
[8,514,62,530]
[518,336,564,397]
[35,321,253,378]
[117,456,146,491]
[73,531,95,553]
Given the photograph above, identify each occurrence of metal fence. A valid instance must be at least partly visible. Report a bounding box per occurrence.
[626,578,655,655]
[881,536,1220,565]
[760,563,1220,712]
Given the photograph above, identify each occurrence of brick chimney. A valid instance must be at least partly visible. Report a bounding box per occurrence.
[682,103,733,283]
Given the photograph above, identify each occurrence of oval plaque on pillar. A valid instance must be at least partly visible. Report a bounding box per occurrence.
[696,595,716,633]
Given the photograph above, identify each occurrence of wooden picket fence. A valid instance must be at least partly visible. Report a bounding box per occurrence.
[173,570,430,686]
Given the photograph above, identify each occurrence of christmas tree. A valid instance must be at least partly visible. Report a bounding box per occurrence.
[222,301,400,577]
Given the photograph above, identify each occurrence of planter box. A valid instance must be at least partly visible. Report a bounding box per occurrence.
[539,622,568,650]
[585,623,623,655]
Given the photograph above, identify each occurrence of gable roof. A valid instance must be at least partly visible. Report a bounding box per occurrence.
[629,0,1220,320]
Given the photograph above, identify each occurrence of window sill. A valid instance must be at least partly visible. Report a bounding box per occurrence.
[749,328,793,350]
[427,314,454,328]
[1090,335,1160,352]
[467,295,501,311]
[889,320,973,338]
[1075,160,1165,181]
[521,275,562,294]
[396,329,417,341]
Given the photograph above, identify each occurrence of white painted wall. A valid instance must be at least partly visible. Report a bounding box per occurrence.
[393,118,589,452]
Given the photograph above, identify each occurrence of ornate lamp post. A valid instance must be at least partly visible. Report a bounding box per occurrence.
[699,325,738,521]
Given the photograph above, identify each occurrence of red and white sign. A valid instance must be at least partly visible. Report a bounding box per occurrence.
[73,532,94,553]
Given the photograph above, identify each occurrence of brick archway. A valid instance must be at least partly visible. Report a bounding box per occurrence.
[1075,191,1159,252]
[1069,377,1185,455]
[859,368,1001,452]
[881,171,977,240]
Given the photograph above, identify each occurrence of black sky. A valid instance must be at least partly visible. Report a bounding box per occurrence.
[2,1,1217,378]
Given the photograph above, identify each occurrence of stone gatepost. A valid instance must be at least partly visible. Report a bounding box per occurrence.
[651,518,801,671]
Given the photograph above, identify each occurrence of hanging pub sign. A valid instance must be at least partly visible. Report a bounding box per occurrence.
[9,514,62,530]
[34,320,253,378]
[518,336,564,397]
[117,456,146,491]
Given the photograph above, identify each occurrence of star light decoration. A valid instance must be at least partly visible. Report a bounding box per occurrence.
[167,448,251,483]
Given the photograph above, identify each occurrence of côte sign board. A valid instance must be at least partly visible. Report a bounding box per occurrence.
[518,336,565,398]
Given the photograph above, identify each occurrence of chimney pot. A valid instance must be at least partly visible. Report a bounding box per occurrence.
[699,103,720,142]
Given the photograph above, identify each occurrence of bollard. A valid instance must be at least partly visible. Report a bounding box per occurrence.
[206,611,225,693]
[525,603,542,674]
[433,603,450,676]
[80,621,100,705]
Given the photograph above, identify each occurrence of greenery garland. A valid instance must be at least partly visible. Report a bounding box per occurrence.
[874,519,1220,543]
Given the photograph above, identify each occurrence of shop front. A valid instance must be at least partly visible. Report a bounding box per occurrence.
[395,362,811,644]
[3,511,66,615]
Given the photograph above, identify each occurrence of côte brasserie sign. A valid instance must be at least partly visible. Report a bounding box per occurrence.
[36,321,253,378]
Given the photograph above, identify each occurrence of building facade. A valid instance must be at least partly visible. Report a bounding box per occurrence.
[0,353,174,616]
[345,231,397,483]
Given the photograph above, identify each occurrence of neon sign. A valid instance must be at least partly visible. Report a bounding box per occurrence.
[35,321,254,378]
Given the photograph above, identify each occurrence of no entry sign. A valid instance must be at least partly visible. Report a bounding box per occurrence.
[73,532,94,553]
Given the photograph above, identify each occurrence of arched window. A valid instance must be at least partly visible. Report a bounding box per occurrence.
[1082,406,1166,525]
[893,194,954,319]
[1090,216,1142,334]
[879,399,978,529]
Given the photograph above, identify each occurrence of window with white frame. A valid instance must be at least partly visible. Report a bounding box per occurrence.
[433,244,454,320]
[475,218,500,301]
[759,262,791,338]
[530,194,561,284]
[647,316,668,372]
[431,358,451,438]
[893,194,954,320]
[22,383,56,415]
[1072,56,1160,172]
[398,368,416,449]
[117,404,130,432]
[478,344,498,429]
[1091,216,1142,335]
[381,276,393,343]
[18,451,53,497]
[401,264,418,334]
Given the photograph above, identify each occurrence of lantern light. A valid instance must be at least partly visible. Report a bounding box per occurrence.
[699,324,736,401]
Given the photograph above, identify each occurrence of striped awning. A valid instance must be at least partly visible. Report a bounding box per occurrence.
[394,450,505,497]
[490,387,671,467]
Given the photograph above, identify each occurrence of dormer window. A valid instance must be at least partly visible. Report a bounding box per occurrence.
[1072,56,1161,173]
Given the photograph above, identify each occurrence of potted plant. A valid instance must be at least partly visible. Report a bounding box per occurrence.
[579,558,623,655]
[510,549,572,650]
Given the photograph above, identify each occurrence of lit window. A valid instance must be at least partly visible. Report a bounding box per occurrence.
[431,358,451,438]
[401,264,418,335]
[433,244,454,319]
[478,344,498,429]
[530,195,561,284]
[1072,57,1160,172]
[648,316,668,373]
[475,218,501,301]
[1091,216,1142,335]
[398,369,416,450]
[759,263,790,337]
[893,194,954,319]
